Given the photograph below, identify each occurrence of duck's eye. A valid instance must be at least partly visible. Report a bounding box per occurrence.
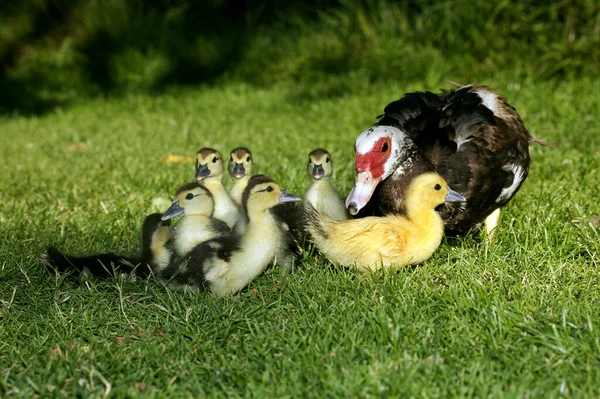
[325,157,330,163]
[246,156,251,162]
[185,193,194,200]
[434,184,442,191]
[212,157,217,163]
[266,186,274,192]
[381,142,389,153]
[229,156,233,162]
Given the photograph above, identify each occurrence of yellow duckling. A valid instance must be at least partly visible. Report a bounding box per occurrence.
[306,173,465,271]
[161,182,230,259]
[304,148,349,221]
[195,148,240,229]
[228,147,254,205]
[162,175,300,296]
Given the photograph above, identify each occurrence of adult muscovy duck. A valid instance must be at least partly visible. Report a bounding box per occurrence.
[345,85,531,236]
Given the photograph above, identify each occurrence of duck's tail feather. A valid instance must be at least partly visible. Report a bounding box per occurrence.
[42,247,150,278]
[305,203,336,251]
[42,213,172,280]
[529,136,556,147]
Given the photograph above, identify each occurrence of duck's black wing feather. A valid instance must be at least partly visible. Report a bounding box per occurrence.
[430,86,530,234]
[377,91,444,139]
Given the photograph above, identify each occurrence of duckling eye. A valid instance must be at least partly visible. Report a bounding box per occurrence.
[212,156,217,163]
[246,156,251,162]
[325,157,330,163]
[185,193,194,200]
[381,142,389,153]
[266,186,274,192]
[434,184,442,191]
[229,156,233,162]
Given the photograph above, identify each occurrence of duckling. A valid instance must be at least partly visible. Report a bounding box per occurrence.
[161,182,230,259]
[228,147,254,205]
[43,213,173,278]
[195,148,240,229]
[307,173,465,271]
[161,175,300,296]
[304,149,349,221]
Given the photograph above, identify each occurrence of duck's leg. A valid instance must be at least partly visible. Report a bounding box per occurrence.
[483,208,501,242]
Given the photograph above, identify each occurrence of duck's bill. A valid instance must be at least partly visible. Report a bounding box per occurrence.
[278,190,301,203]
[445,188,466,203]
[345,171,381,215]
[312,164,325,180]
[162,201,185,220]
[195,164,210,180]
[232,163,245,178]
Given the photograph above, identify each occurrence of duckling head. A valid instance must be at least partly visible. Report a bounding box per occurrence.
[242,175,300,220]
[162,182,215,220]
[307,148,334,181]
[346,126,414,215]
[228,147,253,180]
[195,148,224,181]
[404,173,465,216]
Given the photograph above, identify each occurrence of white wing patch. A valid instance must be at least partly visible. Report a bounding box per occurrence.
[475,90,499,116]
[454,136,473,152]
[496,164,525,203]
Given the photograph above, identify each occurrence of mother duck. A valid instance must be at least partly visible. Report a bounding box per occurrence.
[346,84,531,236]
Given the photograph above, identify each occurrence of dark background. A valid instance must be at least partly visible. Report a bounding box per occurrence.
[1,0,599,114]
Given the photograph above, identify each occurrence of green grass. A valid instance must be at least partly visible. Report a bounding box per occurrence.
[0,75,599,397]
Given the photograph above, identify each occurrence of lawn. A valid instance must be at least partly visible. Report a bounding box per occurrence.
[0,75,599,397]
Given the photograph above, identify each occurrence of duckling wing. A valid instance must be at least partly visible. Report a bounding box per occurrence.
[162,235,241,289]
[210,218,232,236]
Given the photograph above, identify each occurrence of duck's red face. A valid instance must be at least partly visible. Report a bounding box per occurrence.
[355,136,392,177]
[346,130,394,215]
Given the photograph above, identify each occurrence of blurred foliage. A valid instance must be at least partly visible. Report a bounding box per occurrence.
[1,0,599,114]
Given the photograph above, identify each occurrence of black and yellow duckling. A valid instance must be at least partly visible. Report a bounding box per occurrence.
[304,148,349,221]
[162,182,230,259]
[307,173,465,271]
[43,213,173,278]
[162,175,300,296]
[228,147,254,205]
[195,148,240,229]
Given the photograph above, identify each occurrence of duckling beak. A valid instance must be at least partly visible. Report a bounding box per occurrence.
[346,171,381,215]
[445,188,466,203]
[195,163,210,180]
[312,164,325,180]
[278,190,301,204]
[232,162,245,178]
[162,201,185,220]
